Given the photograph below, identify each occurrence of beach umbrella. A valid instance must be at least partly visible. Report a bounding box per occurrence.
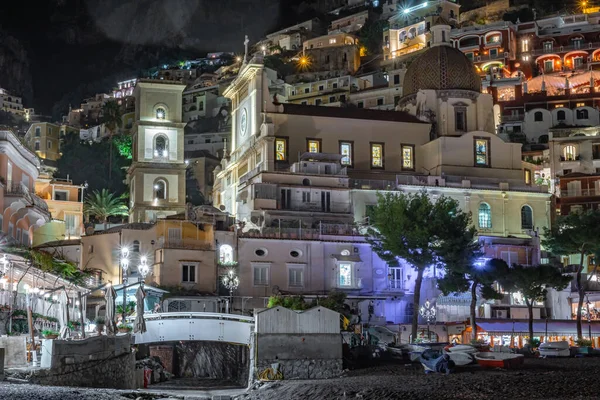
[134,285,146,334]
[59,291,71,339]
[104,285,118,335]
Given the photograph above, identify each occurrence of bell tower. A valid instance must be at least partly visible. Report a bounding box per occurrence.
[128,79,187,223]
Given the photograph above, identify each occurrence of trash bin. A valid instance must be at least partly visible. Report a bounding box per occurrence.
[143,367,152,388]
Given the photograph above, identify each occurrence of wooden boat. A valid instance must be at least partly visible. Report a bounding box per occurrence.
[474,352,524,369]
[539,341,570,358]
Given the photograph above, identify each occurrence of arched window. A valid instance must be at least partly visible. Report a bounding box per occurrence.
[156,107,166,120]
[534,111,543,122]
[557,110,566,121]
[154,135,168,158]
[132,240,140,253]
[521,205,533,230]
[154,179,167,200]
[478,203,492,229]
[577,109,589,119]
[219,244,233,264]
[563,145,577,161]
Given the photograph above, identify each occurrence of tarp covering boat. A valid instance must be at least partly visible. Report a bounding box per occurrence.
[476,320,600,336]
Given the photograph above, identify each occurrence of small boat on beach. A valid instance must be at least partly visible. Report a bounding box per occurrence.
[539,341,570,358]
[443,344,477,366]
[474,352,524,369]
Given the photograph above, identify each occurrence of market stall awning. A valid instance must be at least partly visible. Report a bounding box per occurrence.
[477,320,600,336]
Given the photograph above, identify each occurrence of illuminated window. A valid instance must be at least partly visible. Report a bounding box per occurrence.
[474,138,490,166]
[401,144,414,170]
[521,205,533,230]
[154,179,167,199]
[154,135,168,158]
[478,203,492,229]
[275,137,287,161]
[339,263,352,287]
[554,104,564,108]
[340,141,353,166]
[329,38,337,44]
[577,102,585,107]
[156,107,166,120]
[563,145,577,161]
[522,39,529,52]
[370,143,384,168]
[219,244,233,264]
[307,139,320,153]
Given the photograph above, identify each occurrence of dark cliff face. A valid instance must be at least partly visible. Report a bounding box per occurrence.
[0,30,33,106]
[1,0,283,116]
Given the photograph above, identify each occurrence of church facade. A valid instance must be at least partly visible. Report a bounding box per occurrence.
[212,35,555,323]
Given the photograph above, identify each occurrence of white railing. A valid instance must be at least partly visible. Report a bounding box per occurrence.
[133,312,254,345]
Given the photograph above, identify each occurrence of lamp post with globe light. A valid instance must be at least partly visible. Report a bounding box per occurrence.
[222,270,239,314]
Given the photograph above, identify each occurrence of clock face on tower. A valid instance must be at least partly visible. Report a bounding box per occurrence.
[240,108,248,137]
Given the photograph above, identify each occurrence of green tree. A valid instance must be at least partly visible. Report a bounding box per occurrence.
[101,100,123,180]
[84,189,129,227]
[56,134,128,195]
[358,19,388,56]
[438,257,509,341]
[501,264,571,344]
[542,210,600,339]
[366,191,472,342]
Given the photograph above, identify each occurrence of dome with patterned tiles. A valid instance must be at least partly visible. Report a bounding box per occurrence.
[402,25,481,97]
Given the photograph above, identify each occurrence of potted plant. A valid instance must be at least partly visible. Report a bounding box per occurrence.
[117,323,133,334]
[95,317,105,334]
[42,329,59,339]
[576,338,593,354]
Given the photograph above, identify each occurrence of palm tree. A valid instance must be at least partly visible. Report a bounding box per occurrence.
[101,100,123,180]
[84,189,129,228]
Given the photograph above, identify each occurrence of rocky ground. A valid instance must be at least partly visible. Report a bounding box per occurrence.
[4,357,600,400]
[238,357,600,400]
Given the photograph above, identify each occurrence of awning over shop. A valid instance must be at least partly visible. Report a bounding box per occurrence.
[477,320,600,336]
[437,293,471,305]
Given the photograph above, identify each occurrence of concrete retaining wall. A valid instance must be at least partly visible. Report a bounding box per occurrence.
[254,307,343,380]
[256,358,342,380]
[40,334,130,369]
[31,351,135,389]
[0,336,27,367]
[257,334,342,360]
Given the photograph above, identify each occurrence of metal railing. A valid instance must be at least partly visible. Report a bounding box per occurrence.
[500,115,524,122]
[4,182,27,195]
[561,189,600,197]
[142,312,254,323]
[240,223,362,239]
[157,238,212,251]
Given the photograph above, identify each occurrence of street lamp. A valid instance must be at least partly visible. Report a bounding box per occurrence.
[138,256,150,285]
[120,247,130,322]
[419,299,437,342]
[222,270,239,314]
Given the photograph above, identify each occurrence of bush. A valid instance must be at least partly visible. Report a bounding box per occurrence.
[95,317,105,325]
[528,338,541,348]
[576,338,593,347]
[42,329,59,337]
[117,324,133,332]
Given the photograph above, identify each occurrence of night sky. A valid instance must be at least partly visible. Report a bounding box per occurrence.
[0,0,573,115]
[0,0,294,115]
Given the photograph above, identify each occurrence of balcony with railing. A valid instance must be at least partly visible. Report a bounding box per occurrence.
[527,42,600,56]
[156,238,212,251]
[240,222,362,240]
[500,114,524,123]
[560,188,600,198]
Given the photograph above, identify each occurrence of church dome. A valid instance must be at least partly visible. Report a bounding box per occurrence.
[402,27,481,96]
